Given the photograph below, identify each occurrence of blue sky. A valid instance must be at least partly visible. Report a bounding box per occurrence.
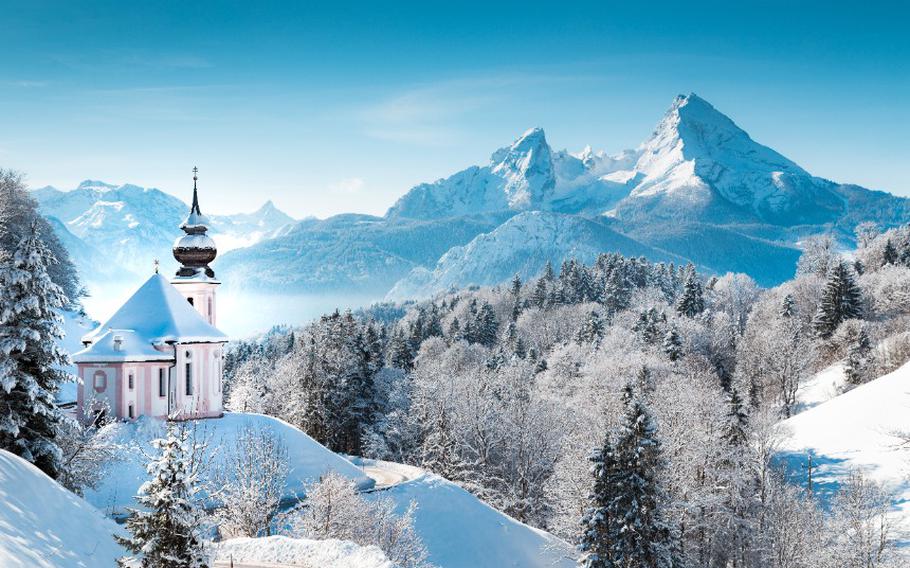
[1,0,907,218]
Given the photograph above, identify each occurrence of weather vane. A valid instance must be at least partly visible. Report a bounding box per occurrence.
[193,166,198,187]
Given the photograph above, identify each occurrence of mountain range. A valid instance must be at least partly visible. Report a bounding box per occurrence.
[34,93,910,305]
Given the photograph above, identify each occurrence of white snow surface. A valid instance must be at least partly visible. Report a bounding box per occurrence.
[365,469,574,568]
[76,273,228,352]
[793,362,847,414]
[211,536,397,568]
[0,449,126,567]
[778,361,910,540]
[85,412,373,516]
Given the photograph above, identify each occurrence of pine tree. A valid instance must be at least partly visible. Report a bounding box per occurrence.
[812,261,863,339]
[844,325,872,387]
[117,422,208,568]
[675,264,704,318]
[530,278,548,309]
[542,260,555,282]
[580,384,676,568]
[0,223,70,479]
[578,434,620,568]
[510,273,523,299]
[602,269,630,316]
[882,239,898,266]
[779,294,796,319]
[474,302,499,347]
[421,409,465,482]
[576,310,604,346]
[662,326,682,362]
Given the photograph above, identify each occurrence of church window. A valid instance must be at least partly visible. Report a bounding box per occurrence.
[185,363,193,395]
[158,368,166,397]
[93,370,107,392]
[128,404,134,419]
[128,372,134,390]
[188,297,194,306]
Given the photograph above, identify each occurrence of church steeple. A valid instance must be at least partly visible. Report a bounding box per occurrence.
[173,167,217,278]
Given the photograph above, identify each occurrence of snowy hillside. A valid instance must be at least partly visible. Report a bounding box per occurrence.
[84,412,373,515]
[778,362,910,539]
[367,469,574,568]
[0,450,126,567]
[388,211,683,300]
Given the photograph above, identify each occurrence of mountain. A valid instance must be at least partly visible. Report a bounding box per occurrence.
[388,211,684,300]
[42,95,910,315]
[33,180,295,282]
[386,127,634,220]
[611,94,881,226]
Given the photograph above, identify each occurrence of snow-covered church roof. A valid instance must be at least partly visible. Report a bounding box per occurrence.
[74,274,227,363]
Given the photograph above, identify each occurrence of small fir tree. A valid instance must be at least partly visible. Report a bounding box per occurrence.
[117,421,208,568]
[675,264,704,318]
[812,261,863,339]
[662,326,682,362]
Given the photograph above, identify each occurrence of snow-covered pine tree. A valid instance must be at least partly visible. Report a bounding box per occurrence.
[843,324,872,388]
[542,259,555,282]
[577,434,619,568]
[812,261,863,339]
[117,421,207,568]
[779,294,796,319]
[474,302,499,347]
[421,408,465,482]
[602,268,630,316]
[662,326,682,362]
[676,263,704,317]
[575,310,604,346]
[0,222,70,479]
[882,238,898,265]
[530,278,549,309]
[608,383,676,567]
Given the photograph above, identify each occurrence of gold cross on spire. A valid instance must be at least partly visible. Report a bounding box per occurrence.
[153,258,160,274]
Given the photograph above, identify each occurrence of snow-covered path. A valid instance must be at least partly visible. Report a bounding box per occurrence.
[354,457,423,490]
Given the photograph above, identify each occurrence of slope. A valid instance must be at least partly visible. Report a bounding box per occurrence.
[388,211,684,300]
[0,450,126,567]
[85,412,374,516]
[778,362,910,537]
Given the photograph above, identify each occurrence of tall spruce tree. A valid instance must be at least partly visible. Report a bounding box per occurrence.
[580,384,676,567]
[578,434,620,568]
[675,264,704,318]
[117,422,208,568]
[662,326,682,362]
[609,384,676,567]
[812,261,863,339]
[0,223,70,479]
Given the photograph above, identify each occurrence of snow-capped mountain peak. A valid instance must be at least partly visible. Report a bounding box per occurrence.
[622,93,841,223]
[490,127,555,209]
[75,179,119,192]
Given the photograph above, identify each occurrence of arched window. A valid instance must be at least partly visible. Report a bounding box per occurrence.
[128,372,134,390]
[158,368,167,398]
[185,362,193,395]
[92,370,107,392]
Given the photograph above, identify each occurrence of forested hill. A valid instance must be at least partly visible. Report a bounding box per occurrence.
[224,227,910,566]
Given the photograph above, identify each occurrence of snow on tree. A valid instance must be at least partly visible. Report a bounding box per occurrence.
[576,310,604,346]
[796,233,838,278]
[583,383,676,567]
[842,322,872,389]
[209,425,289,538]
[662,326,682,362]
[577,433,619,568]
[675,263,704,317]
[812,260,863,339]
[57,405,121,496]
[0,222,71,479]
[117,421,208,568]
[292,472,430,568]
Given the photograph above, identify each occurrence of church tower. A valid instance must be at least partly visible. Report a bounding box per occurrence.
[172,167,219,326]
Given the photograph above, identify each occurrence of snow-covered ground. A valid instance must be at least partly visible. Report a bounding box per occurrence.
[356,461,574,568]
[85,412,373,516]
[779,361,910,540]
[210,535,397,568]
[793,362,846,414]
[0,449,126,567]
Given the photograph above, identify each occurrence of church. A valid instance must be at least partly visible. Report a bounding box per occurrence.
[74,170,228,421]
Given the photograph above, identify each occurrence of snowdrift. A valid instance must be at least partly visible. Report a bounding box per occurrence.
[0,450,126,567]
[85,412,373,515]
[211,535,397,568]
[779,361,910,537]
[368,471,575,568]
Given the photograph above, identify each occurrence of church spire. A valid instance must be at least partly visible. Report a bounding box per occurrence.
[174,166,217,278]
[190,166,201,216]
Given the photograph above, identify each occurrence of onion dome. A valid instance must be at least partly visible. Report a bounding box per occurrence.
[173,167,217,278]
